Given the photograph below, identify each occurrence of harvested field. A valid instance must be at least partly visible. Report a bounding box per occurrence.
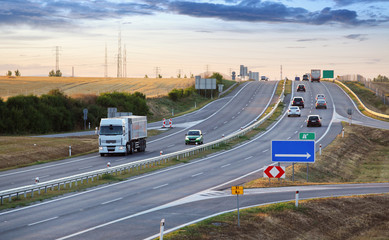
[0,76,194,99]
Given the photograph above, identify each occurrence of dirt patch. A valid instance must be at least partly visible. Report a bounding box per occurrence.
[165,194,389,240]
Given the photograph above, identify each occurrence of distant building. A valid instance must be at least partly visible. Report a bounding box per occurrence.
[232,71,236,80]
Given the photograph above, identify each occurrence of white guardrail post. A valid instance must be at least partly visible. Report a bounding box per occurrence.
[0,79,287,204]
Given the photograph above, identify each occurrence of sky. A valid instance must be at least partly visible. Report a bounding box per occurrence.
[1,0,389,80]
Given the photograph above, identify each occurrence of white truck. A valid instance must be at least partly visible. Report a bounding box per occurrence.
[311,69,321,82]
[99,116,147,156]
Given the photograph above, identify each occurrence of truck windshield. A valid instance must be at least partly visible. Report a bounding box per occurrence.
[100,126,123,135]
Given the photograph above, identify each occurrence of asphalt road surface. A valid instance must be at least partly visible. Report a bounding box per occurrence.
[0,80,388,240]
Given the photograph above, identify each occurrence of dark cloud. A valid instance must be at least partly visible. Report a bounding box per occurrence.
[0,0,161,27]
[344,34,368,41]
[166,1,383,26]
[297,38,326,42]
[0,0,386,28]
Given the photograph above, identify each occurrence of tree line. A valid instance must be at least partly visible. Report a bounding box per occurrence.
[0,90,149,134]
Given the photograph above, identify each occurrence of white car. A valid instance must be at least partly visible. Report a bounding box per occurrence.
[315,94,326,101]
[287,106,301,117]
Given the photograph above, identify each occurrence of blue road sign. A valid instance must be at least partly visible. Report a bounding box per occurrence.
[272,140,315,163]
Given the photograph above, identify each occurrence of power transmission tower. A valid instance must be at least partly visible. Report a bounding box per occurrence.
[104,43,108,78]
[117,30,122,78]
[155,67,160,78]
[280,65,283,81]
[55,46,61,72]
[123,44,127,78]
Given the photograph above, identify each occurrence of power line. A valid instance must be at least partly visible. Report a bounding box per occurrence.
[104,43,108,78]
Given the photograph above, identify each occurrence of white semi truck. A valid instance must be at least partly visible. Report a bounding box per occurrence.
[311,69,321,82]
[99,116,147,156]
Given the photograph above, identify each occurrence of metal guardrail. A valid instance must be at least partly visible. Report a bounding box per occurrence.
[333,79,389,119]
[0,79,286,204]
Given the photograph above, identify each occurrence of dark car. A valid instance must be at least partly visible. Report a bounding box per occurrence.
[315,99,327,109]
[296,84,306,92]
[303,74,309,81]
[292,97,304,108]
[306,115,322,127]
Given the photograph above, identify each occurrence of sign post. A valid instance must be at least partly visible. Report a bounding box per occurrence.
[231,186,244,227]
[83,108,88,130]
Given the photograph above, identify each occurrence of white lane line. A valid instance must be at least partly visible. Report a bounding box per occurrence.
[191,172,203,177]
[287,136,291,140]
[232,116,235,119]
[39,175,50,178]
[167,144,175,148]
[153,184,168,190]
[294,131,298,134]
[224,121,228,124]
[237,112,241,114]
[78,166,93,170]
[213,127,218,130]
[244,156,253,160]
[300,125,303,128]
[262,149,269,153]
[221,164,231,168]
[101,197,122,205]
[28,217,58,226]
[309,110,312,113]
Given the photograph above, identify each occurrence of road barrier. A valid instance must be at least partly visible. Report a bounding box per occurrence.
[0,79,286,205]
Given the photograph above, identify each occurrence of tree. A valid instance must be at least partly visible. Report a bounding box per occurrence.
[184,74,187,78]
[190,74,194,78]
[144,75,148,78]
[7,70,12,76]
[49,69,62,77]
[177,73,181,78]
[211,72,223,85]
[158,74,162,78]
[15,69,21,76]
[49,70,55,77]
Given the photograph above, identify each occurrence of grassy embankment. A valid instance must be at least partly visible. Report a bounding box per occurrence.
[334,80,389,121]
[161,123,389,240]
[0,80,285,210]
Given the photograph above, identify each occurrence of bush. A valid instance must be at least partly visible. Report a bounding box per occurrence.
[168,86,195,101]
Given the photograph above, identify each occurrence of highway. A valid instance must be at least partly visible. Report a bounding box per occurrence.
[0,80,388,240]
[0,81,277,190]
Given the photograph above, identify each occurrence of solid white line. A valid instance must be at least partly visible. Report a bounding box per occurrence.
[294,131,298,134]
[167,144,175,148]
[28,216,58,226]
[262,149,269,153]
[244,156,253,160]
[191,172,203,177]
[101,197,122,205]
[78,166,93,171]
[287,136,291,140]
[153,184,168,190]
[221,164,231,168]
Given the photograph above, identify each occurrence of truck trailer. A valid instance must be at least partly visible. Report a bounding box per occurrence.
[311,69,321,82]
[99,116,147,156]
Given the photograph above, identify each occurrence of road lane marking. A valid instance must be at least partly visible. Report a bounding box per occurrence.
[224,121,228,124]
[191,172,203,177]
[28,217,58,226]
[244,156,253,160]
[101,197,122,205]
[39,175,50,178]
[287,136,291,140]
[167,144,175,148]
[153,184,168,190]
[213,126,218,130]
[221,164,231,168]
[237,112,241,114]
[294,131,298,134]
[262,149,269,153]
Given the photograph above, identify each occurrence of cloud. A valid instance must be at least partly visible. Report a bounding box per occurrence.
[0,0,160,28]
[166,1,383,26]
[333,0,389,6]
[344,34,368,41]
[297,38,325,42]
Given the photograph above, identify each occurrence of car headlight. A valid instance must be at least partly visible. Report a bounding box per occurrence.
[99,147,103,150]
[185,136,189,140]
[196,137,201,140]
[119,146,124,150]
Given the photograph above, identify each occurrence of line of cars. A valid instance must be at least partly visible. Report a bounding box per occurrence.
[288,83,327,127]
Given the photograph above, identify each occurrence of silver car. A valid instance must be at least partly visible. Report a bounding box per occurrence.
[315,94,326,101]
[315,99,327,109]
[288,106,301,117]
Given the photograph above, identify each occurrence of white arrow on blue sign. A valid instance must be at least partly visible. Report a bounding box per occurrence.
[272,140,315,163]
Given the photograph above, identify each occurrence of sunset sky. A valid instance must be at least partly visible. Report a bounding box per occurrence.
[1,0,388,79]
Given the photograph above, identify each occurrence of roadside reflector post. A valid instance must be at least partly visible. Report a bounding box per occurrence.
[342,128,344,138]
[69,145,71,157]
[160,150,163,156]
[295,190,299,207]
[319,144,322,155]
[222,134,224,138]
[160,218,165,240]
[95,127,98,135]
[107,162,111,168]
[35,177,39,184]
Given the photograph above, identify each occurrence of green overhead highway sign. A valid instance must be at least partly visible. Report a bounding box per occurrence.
[299,132,315,140]
[323,70,334,78]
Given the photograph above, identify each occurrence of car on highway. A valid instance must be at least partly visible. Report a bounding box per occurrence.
[315,94,326,101]
[315,99,327,109]
[185,130,203,145]
[303,74,310,81]
[296,84,306,92]
[287,106,301,117]
[292,96,304,108]
[306,115,322,127]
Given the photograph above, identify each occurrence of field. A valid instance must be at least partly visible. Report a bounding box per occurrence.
[0,76,194,100]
